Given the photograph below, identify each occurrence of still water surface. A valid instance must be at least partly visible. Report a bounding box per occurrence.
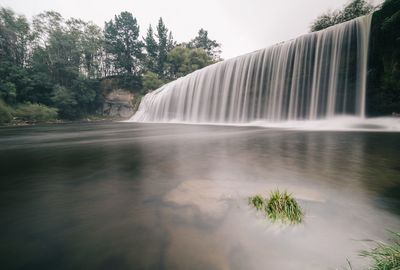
[0,122,399,270]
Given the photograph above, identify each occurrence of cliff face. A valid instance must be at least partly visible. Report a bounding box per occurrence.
[99,77,141,119]
[367,0,400,116]
[102,90,136,118]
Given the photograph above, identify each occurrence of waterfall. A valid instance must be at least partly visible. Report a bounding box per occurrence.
[130,15,372,124]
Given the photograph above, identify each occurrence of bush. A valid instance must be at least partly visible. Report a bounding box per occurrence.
[14,103,58,122]
[0,99,13,124]
[143,71,164,92]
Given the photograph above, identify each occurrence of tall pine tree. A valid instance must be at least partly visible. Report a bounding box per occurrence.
[104,12,143,75]
[189,28,221,61]
[155,17,174,78]
[144,24,158,73]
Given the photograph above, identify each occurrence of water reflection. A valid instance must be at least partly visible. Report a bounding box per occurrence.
[0,123,399,270]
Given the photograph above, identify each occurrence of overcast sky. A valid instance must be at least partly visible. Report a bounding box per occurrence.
[0,0,381,59]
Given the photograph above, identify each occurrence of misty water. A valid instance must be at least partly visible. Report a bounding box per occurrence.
[1,122,399,270]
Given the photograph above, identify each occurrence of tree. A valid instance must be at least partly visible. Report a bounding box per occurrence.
[144,24,158,73]
[156,17,171,78]
[30,12,81,85]
[0,7,30,67]
[340,0,374,21]
[166,46,211,79]
[31,11,63,49]
[143,18,175,79]
[104,11,143,75]
[51,84,77,118]
[167,31,175,51]
[143,71,164,91]
[188,28,221,61]
[0,6,226,123]
[310,0,373,32]
[65,18,103,78]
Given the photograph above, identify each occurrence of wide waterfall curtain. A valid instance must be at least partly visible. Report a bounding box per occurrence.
[131,15,371,123]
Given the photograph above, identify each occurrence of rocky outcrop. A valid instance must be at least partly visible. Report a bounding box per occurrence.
[102,89,136,118]
[367,0,400,116]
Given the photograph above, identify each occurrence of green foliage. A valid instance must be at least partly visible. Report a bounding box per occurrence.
[156,18,169,77]
[188,28,221,61]
[144,24,158,73]
[248,190,304,224]
[132,93,144,112]
[0,6,221,121]
[14,102,58,122]
[145,17,177,79]
[0,99,13,124]
[167,46,211,79]
[143,19,175,78]
[367,0,400,116]
[248,195,265,211]
[0,81,17,103]
[104,11,143,75]
[51,84,77,119]
[0,7,30,66]
[310,0,373,32]
[265,190,304,224]
[143,71,164,91]
[360,231,400,270]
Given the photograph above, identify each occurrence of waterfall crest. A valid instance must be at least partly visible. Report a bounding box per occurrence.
[130,15,372,123]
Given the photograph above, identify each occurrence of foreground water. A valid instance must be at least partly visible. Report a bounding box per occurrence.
[0,122,399,270]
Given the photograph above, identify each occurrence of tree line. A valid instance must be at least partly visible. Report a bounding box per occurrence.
[310,0,373,32]
[0,8,222,122]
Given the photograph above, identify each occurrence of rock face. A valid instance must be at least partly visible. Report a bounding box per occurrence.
[102,89,135,118]
[367,0,400,116]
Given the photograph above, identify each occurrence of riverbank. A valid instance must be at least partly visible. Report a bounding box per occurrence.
[0,115,127,127]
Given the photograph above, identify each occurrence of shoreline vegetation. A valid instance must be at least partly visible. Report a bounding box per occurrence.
[0,7,222,125]
[359,231,400,270]
[0,116,123,127]
[345,231,400,270]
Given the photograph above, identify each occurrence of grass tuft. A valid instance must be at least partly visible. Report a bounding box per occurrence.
[360,231,400,270]
[248,189,304,225]
[248,194,265,211]
[265,190,304,224]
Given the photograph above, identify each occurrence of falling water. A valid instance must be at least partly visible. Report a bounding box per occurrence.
[130,15,372,124]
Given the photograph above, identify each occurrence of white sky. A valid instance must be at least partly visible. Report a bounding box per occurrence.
[0,0,381,59]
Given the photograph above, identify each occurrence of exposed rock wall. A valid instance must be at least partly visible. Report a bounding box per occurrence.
[99,78,141,118]
[367,0,400,116]
[102,90,136,118]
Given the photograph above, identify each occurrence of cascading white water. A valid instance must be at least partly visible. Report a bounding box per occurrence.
[130,15,372,124]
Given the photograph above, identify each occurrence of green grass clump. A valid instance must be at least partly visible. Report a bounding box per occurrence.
[265,190,304,224]
[248,195,265,211]
[248,189,304,225]
[360,231,400,270]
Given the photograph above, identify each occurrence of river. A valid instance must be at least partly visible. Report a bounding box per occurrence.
[1,122,399,269]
